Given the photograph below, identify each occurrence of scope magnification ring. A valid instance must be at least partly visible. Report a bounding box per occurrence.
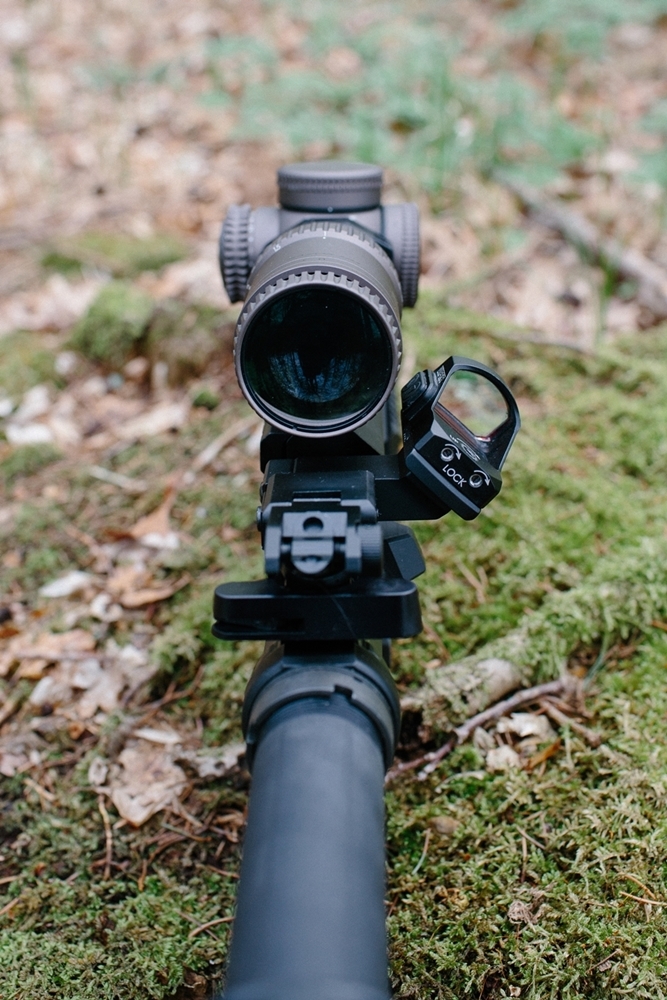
[234,221,403,438]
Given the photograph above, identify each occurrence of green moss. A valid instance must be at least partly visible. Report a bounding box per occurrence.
[145,303,234,385]
[69,281,155,369]
[0,789,235,1000]
[387,643,667,998]
[192,388,221,410]
[43,232,188,279]
[0,332,59,395]
[0,444,61,485]
[5,290,667,998]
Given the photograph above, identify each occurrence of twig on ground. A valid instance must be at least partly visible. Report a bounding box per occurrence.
[185,415,258,481]
[24,776,56,806]
[137,859,148,892]
[112,666,205,755]
[447,679,570,749]
[386,678,567,783]
[0,697,20,728]
[419,679,566,779]
[587,949,621,974]
[188,915,234,939]
[196,863,240,879]
[98,794,113,880]
[458,561,487,604]
[0,896,22,917]
[138,665,205,723]
[539,698,602,747]
[0,875,22,886]
[139,833,189,887]
[88,465,148,494]
[64,524,113,572]
[516,827,547,852]
[421,621,449,660]
[619,874,656,900]
[619,891,667,907]
[411,829,432,876]
[162,822,208,843]
[496,171,667,319]
[544,694,594,720]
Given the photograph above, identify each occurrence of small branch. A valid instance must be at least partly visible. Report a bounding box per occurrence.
[539,698,602,747]
[0,896,22,917]
[619,873,656,900]
[411,829,432,876]
[137,665,205,722]
[619,891,667,907]
[587,949,621,974]
[113,667,204,755]
[516,827,547,852]
[188,915,234,939]
[97,794,113,881]
[452,679,566,749]
[0,697,20,728]
[497,171,667,319]
[386,678,566,783]
[24,776,56,806]
[186,415,258,479]
[88,465,148,494]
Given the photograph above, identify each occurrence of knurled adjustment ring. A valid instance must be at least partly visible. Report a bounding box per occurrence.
[220,203,252,303]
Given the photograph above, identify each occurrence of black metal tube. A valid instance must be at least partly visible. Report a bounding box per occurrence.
[222,693,390,1000]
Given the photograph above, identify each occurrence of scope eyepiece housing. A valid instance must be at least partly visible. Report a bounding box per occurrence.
[219,161,420,438]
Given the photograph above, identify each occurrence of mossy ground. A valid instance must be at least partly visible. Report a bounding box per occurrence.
[42,232,188,280]
[2,296,667,998]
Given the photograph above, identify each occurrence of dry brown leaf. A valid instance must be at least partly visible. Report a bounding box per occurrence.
[106,564,149,596]
[430,816,461,837]
[29,672,74,709]
[0,752,29,777]
[109,744,187,826]
[15,660,49,680]
[486,745,522,772]
[496,713,556,741]
[175,742,245,780]
[134,726,183,746]
[128,496,173,540]
[119,576,189,609]
[115,401,190,441]
[508,900,537,925]
[76,666,125,719]
[0,629,95,677]
[126,489,181,550]
[525,738,562,772]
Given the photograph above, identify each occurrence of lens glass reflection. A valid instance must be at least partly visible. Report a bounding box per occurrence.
[435,370,508,437]
[241,287,393,429]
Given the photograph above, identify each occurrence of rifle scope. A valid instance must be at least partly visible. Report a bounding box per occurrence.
[220,161,420,437]
[214,161,520,1000]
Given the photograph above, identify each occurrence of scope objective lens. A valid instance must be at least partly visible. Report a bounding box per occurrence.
[234,220,403,437]
[240,287,393,427]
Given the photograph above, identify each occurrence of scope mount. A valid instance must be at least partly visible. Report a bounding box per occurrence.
[213,356,520,644]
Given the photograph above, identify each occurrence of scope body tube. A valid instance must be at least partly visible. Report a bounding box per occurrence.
[221,644,399,1000]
